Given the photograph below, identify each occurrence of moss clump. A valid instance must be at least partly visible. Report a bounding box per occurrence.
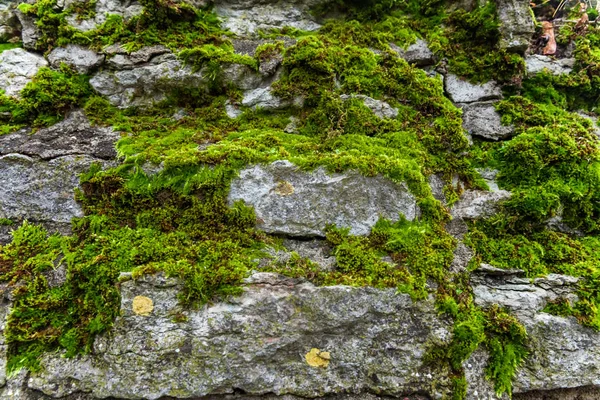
[0,65,91,132]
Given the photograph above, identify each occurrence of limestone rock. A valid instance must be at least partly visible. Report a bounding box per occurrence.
[459,101,514,141]
[390,39,435,67]
[66,0,143,32]
[451,189,511,220]
[0,48,48,97]
[90,54,206,108]
[472,268,579,318]
[0,154,109,235]
[0,0,19,42]
[471,268,600,396]
[340,94,399,120]
[15,6,40,49]
[242,87,301,110]
[496,0,535,53]
[213,0,329,37]
[445,74,503,103]
[25,272,452,399]
[48,45,105,74]
[0,109,120,160]
[476,168,501,192]
[228,160,420,237]
[525,55,575,76]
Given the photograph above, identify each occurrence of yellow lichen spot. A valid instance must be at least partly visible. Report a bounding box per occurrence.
[275,181,294,196]
[132,296,154,316]
[305,348,331,368]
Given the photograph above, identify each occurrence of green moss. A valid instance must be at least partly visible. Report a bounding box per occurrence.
[0,43,21,54]
[0,65,92,132]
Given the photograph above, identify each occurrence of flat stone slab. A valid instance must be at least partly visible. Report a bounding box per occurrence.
[24,272,452,399]
[526,55,574,76]
[459,101,514,141]
[445,74,502,104]
[0,48,48,97]
[228,160,420,237]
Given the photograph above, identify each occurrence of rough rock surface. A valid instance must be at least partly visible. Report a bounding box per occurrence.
[0,154,106,235]
[459,101,514,141]
[0,110,119,160]
[340,94,398,119]
[213,0,328,37]
[496,0,535,53]
[451,189,511,220]
[65,0,143,32]
[525,55,575,76]
[0,0,19,42]
[390,39,435,67]
[15,6,39,49]
[21,272,453,399]
[0,48,48,97]
[228,160,420,237]
[47,45,105,74]
[471,267,600,396]
[90,53,206,108]
[445,74,503,104]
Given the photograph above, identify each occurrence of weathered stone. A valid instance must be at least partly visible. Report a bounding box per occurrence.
[471,268,600,396]
[525,55,575,76]
[451,189,511,220]
[445,74,503,103]
[90,54,206,108]
[476,168,501,192]
[0,48,48,97]
[129,44,170,64]
[450,242,474,273]
[0,110,119,160]
[47,45,105,74]
[66,0,143,32]
[15,6,40,49]
[390,39,435,67]
[0,0,20,42]
[24,272,452,399]
[0,154,110,235]
[459,101,514,141]
[496,0,535,53]
[228,160,420,237]
[242,87,301,110]
[213,0,328,37]
[340,94,399,120]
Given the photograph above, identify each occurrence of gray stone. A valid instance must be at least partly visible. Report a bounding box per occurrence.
[0,48,48,97]
[471,269,600,396]
[496,0,535,53]
[66,0,143,32]
[228,160,420,237]
[213,0,328,37]
[107,53,135,69]
[0,154,109,233]
[476,168,501,192]
[0,110,119,160]
[89,55,206,108]
[390,39,435,67]
[451,189,511,220]
[15,5,40,50]
[48,45,105,74]
[0,0,19,42]
[450,242,474,273]
[472,269,579,318]
[129,45,170,64]
[525,55,575,76]
[340,94,399,120]
[459,101,514,141]
[445,74,502,104]
[24,272,453,399]
[242,87,301,110]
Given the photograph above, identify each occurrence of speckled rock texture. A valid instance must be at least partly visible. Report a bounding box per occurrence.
[0,111,118,242]
[228,160,420,237]
[0,48,48,97]
[17,272,453,399]
[1,0,599,399]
